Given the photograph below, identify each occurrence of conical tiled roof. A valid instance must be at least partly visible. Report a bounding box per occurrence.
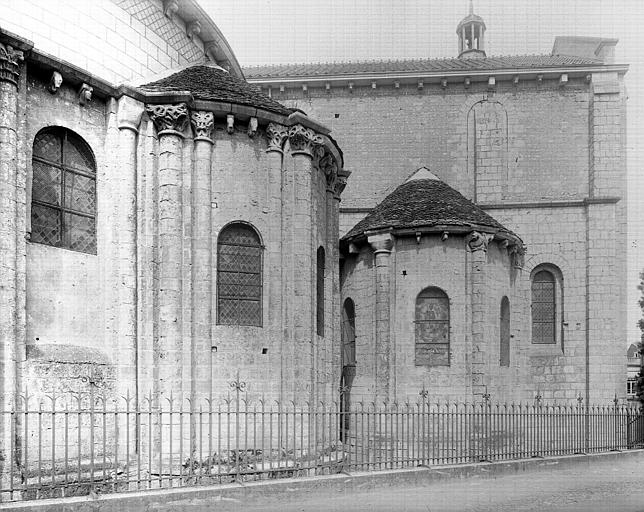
[139,65,294,116]
[343,173,520,243]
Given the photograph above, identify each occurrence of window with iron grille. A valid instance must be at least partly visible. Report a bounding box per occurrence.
[217,223,262,326]
[531,270,556,344]
[30,127,96,254]
[500,296,510,366]
[316,246,325,336]
[415,287,450,366]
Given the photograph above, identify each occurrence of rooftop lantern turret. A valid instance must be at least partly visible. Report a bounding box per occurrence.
[457,0,486,59]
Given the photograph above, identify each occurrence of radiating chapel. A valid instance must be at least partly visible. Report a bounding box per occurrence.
[0,0,629,432]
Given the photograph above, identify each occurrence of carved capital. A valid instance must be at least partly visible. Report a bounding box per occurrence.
[146,103,189,136]
[288,124,324,157]
[466,231,494,253]
[190,110,215,142]
[117,95,145,132]
[319,149,339,189]
[0,43,23,85]
[509,244,526,269]
[367,232,394,253]
[266,122,288,153]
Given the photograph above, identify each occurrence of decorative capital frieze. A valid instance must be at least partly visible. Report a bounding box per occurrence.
[509,244,526,269]
[146,103,189,136]
[466,231,494,253]
[333,175,348,200]
[319,149,339,188]
[367,231,394,253]
[190,110,215,142]
[0,43,23,85]
[117,95,145,133]
[266,122,288,153]
[288,124,324,157]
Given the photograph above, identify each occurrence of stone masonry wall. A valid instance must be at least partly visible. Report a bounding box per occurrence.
[271,78,590,213]
[23,70,112,394]
[1,0,205,84]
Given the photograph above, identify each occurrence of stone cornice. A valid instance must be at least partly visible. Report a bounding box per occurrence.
[145,103,189,137]
[247,64,628,90]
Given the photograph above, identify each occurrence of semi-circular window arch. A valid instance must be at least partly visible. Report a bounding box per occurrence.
[30,127,97,254]
[500,296,510,366]
[530,264,564,346]
[217,222,263,326]
[415,286,450,366]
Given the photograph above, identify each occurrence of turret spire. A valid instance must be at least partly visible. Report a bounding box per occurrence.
[457,0,486,59]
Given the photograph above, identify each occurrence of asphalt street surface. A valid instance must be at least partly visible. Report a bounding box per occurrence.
[217,455,644,512]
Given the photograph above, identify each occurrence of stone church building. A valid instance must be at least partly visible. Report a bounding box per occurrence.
[0,0,628,437]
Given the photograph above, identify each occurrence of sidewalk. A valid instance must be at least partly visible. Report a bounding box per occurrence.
[4,450,644,511]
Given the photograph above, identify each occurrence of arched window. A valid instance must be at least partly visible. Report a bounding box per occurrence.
[31,127,96,254]
[341,298,356,367]
[500,296,510,366]
[316,246,325,336]
[531,266,563,345]
[415,287,450,366]
[217,223,262,326]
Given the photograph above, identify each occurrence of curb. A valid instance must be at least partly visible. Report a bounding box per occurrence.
[3,449,644,511]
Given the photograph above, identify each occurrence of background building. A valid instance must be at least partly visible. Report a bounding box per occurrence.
[246,5,629,403]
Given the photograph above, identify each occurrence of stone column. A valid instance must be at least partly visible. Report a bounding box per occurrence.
[145,103,189,400]
[189,111,214,402]
[467,231,492,398]
[266,123,289,402]
[115,96,144,396]
[0,42,23,497]
[368,231,394,402]
[287,125,323,403]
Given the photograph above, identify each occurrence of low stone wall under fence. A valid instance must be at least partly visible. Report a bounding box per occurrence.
[1,393,643,503]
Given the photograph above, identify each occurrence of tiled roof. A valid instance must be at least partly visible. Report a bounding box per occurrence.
[139,65,293,116]
[343,178,520,242]
[244,54,603,79]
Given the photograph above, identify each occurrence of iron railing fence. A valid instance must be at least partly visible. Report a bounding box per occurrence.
[1,391,643,502]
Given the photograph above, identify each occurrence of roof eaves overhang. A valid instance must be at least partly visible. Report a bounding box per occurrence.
[343,223,522,249]
[246,64,629,87]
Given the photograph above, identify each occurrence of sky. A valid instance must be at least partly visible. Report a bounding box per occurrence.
[203,0,644,346]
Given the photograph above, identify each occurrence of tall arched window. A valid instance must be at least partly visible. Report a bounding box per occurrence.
[316,246,325,336]
[31,127,96,254]
[415,287,450,366]
[531,266,563,345]
[217,223,262,326]
[341,298,356,367]
[500,296,510,366]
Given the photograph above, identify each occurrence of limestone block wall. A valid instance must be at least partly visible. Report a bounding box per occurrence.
[391,236,472,403]
[22,71,114,396]
[271,78,591,214]
[1,0,206,84]
[480,242,529,403]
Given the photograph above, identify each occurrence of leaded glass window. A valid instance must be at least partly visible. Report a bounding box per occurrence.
[217,223,262,326]
[31,128,96,254]
[531,270,555,344]
[415,287,450,366]
[317,247,325,336]
[500,296,510,366]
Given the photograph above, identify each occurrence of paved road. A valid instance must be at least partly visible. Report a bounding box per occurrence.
[218,456,644,512]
